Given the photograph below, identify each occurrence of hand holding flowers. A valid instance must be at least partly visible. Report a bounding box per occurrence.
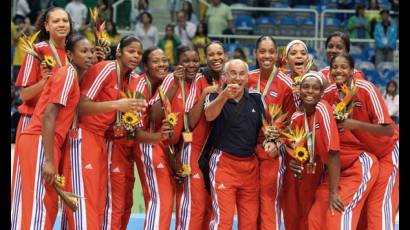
[157,87,191,182]
[119,90,146,139]
[281,126,310,179]
[53,175,82,212]
[20,30,57,69]
[89,7,111,56]
[158,87,179,139]
[264,142,278,158]
[262,105,288,149]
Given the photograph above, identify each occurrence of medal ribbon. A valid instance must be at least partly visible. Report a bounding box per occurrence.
[144,75,156,132]
[116,61,121,123]
[70,64,79,130]
[304,112,316,164]
[257,65,277,98]
[180,79,190,132]
[145,75,152,99]
[49,39,68,67]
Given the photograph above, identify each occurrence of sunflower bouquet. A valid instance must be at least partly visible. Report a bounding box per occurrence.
[281,126,310,179]
[53,175,82,212]
[333,83,357,122]
[158,88,179,135]
[19,31,56,68]
[89,7,111,55]
[262,104,288,147]
[119,90,145,140]
[157,87,190,182]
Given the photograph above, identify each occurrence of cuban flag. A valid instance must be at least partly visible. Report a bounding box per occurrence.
[270,90,278,97]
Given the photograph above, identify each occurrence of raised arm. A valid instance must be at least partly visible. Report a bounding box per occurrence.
[188,85,219,128]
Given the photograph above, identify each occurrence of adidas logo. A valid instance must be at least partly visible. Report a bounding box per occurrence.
[177,94,182,99]
[217,184,225,190]
[157,163,165,169]
[193,173,200,179]
[112,167,120,173]
[84,163,93,170]
[252,108,256,113]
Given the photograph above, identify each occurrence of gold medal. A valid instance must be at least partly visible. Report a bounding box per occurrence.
[182,131,193,143]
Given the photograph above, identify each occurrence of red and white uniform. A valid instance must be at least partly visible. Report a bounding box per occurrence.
[102,72,141,230]
[179,74,223,230]
[12,65,79,230]
[320,66,364,85]
[12,41,67,228]
[308,90,380,229]
[325,80,399,230]
[61,61,122,230]
[248,69,297,230]
[137,73,194,230]
[280,73,325,230]
[286,101,340,230]
[163,73,212,230]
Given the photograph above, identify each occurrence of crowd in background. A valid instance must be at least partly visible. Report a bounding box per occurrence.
[11,0,399,142]
[9,1,399,229]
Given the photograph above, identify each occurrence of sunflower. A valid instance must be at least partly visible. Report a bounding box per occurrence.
[295,146,309,163]
[293,76,301,84]
[179,164,191,177]
[44,55,56,68]
[122,112,140,127]
[166,113,178,126]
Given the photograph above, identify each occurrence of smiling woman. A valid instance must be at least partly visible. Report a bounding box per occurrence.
[323,53,399,230]
[11,6,74,229]
[248,35,297,230]
[11,35,93,229]
[58,35,148,229]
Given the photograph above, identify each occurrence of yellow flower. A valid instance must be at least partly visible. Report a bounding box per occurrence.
[89,7,98,24]
[122,112,140,127]
[167,113,178,126]
[295,146,309,162]
[282,127,307,144]
[19,31,42,61]
[294,76,301,83]
[269,104,282,120]
[335,102,346,112]
[180,164,191,177]
[44,55,56,68]
[55,175,65,188]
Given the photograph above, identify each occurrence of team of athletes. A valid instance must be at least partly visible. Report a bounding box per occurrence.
[11,6,398,230]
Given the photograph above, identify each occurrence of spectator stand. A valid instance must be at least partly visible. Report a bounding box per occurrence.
[112,3,399,90]
[228,5,320,50]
